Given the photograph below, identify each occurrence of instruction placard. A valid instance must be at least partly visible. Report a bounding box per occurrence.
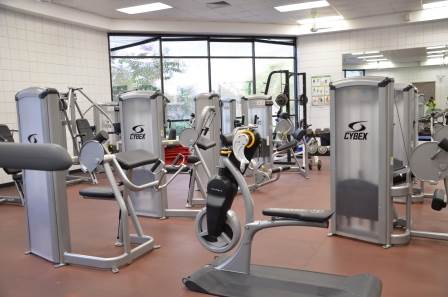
[311,75,331,106]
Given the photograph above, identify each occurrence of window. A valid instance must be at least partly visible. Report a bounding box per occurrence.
[255,40,294,57]
[162,40,207,56]
[210,42,252,57]
[344,69,365,78]
[164,58,209,132]
[110,37,160,57]
[108,35,300,130]
[110,58,161,99]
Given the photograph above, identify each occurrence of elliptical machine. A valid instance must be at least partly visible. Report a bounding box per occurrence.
[183,125,382,297]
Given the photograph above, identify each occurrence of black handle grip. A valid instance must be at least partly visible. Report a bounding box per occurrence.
[150,160,162,172]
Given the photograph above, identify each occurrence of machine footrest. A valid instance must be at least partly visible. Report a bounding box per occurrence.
[184,264,382,297]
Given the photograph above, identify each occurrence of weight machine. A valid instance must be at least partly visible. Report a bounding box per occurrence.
[264,70,309,177]
[183,125,382,297]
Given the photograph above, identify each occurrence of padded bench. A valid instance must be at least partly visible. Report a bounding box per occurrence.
[115,149,159,170]
[262,208,334,223]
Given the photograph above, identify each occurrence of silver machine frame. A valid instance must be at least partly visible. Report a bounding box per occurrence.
[330,77,407,247]
[330,77,448,247]
[119,90,198,218]
[194,93,222,180]
[220,98,237,135]
[61,87,116,156]
[184,104,217,208]
[179,93,221,208]
[241,95,284,189]
[15,87,154,272]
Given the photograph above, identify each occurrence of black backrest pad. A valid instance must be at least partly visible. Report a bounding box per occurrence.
[76,119,95,144]
[0,143,72,171]
[0,125,14,142]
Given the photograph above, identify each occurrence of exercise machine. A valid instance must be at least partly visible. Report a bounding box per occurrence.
[264,70,309,175]
[241,95,288,190]
[220,98,238,135]
[0,124,24,205]
[178,105,217,208]
[183,125,382,297]
[408,137,448,240]
[119,90,197,218]
[14,87,160,272]
[60,87,120,156]
[330,77,411,246]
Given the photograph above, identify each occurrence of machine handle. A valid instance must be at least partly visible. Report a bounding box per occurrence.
[150,160,162,172]
[172,153,184,165]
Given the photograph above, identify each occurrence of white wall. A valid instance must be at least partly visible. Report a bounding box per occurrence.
[298,20,448,129]
[367,66,448,109]
[0,8,111,183]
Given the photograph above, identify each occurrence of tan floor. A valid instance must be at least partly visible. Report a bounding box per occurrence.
[0,158,447,297]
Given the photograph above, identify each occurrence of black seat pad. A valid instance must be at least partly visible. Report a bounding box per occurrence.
[76,119,95,144]
[197,136,216,150]
[262,208,333,223]
[79,186,119,200]
[276,140,297,152]
[115,149,159,170]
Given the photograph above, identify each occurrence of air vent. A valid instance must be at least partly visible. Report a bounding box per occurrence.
[206,1,231,9]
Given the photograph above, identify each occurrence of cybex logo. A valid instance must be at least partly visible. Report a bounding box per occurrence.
[130,125,145,140]
[344,121,368,140]
[27,134,38,143]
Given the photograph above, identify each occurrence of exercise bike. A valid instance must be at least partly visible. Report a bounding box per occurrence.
[183,125,382,297]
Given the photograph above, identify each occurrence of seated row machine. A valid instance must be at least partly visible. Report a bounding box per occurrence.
[13,87,185,272]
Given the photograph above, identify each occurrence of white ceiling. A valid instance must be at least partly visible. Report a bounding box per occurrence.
[47,0,426,25]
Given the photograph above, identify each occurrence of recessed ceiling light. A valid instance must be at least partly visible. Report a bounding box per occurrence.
[364,51,380,54]
[275,1,329,12]
[427,54,444,58]
[427,45,446,50]
[297,15,343,25]
[117,2,172,14]
[359,55,384,59]
[423,0,448,9]
[352,52,363,56]
[427,49,448,54]
[366,58,388,62]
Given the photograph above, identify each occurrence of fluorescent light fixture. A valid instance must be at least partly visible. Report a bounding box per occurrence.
[297,15,344,24]
[366,58,388,62]
[427,54,444,58]
[359,55,384,59]
[275,1,329,12]
[423,0,448,9]
[427,45,446,50]
[427,49,448,54]
[352,52,364,56]
[364,51,380,54]
[117,2,172,14]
